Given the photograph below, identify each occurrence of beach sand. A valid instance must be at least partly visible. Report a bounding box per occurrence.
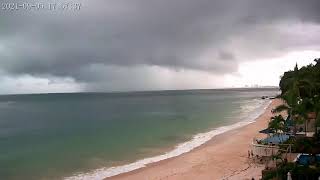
[108,99,283,180]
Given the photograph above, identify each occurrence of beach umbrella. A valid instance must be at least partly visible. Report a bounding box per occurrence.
[259,128,274,134]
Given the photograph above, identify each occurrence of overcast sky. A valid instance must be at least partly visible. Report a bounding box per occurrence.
[0,0,320,94]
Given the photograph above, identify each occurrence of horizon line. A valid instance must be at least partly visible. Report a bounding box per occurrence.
[0,86,279,96]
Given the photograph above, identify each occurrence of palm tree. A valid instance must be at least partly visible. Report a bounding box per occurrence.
[268,115,286,143]
[269,115,286,133]
[277,60,320,136]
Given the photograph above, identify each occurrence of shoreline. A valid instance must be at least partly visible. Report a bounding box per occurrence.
[106,99,282,180]
[65,99,278,180]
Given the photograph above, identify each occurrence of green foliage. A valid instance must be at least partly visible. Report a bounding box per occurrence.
[279,59,320,102]
[262,163,295,180]
[269,115,286,132]
[262,162,320,180]
[263,59,320,179]
[273,104,289,114]
[278,58,320,135]
[284,137,320,154]
[292,138,315,153]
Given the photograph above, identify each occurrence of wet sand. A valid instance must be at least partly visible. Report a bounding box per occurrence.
[108,99,283,180]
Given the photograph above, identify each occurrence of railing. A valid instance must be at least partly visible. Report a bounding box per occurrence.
[252,138,292,157]
[252,142,280,157]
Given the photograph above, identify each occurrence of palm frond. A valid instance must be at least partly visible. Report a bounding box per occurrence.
[273,104,289,113]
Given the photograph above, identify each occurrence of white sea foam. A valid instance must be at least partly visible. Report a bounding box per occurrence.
[65,100,272,180]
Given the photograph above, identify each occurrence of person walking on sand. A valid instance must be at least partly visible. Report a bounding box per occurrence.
[248,150,251,158]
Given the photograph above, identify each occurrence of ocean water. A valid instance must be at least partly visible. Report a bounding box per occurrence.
[0,88,278,180]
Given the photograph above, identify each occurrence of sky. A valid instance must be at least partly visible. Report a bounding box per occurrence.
[0,0,320,94]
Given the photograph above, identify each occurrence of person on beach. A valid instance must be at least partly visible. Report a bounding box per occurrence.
[248,150,251,158]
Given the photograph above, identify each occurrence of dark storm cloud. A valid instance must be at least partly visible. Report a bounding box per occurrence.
[0,0,320,83]
[218,51,235,61]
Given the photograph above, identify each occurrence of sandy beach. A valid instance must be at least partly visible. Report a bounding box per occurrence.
[108,99,283,180]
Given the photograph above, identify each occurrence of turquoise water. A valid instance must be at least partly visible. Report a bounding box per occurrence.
[0,88,278,180]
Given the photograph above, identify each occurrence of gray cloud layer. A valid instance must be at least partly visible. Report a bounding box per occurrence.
[1,0,320,91]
